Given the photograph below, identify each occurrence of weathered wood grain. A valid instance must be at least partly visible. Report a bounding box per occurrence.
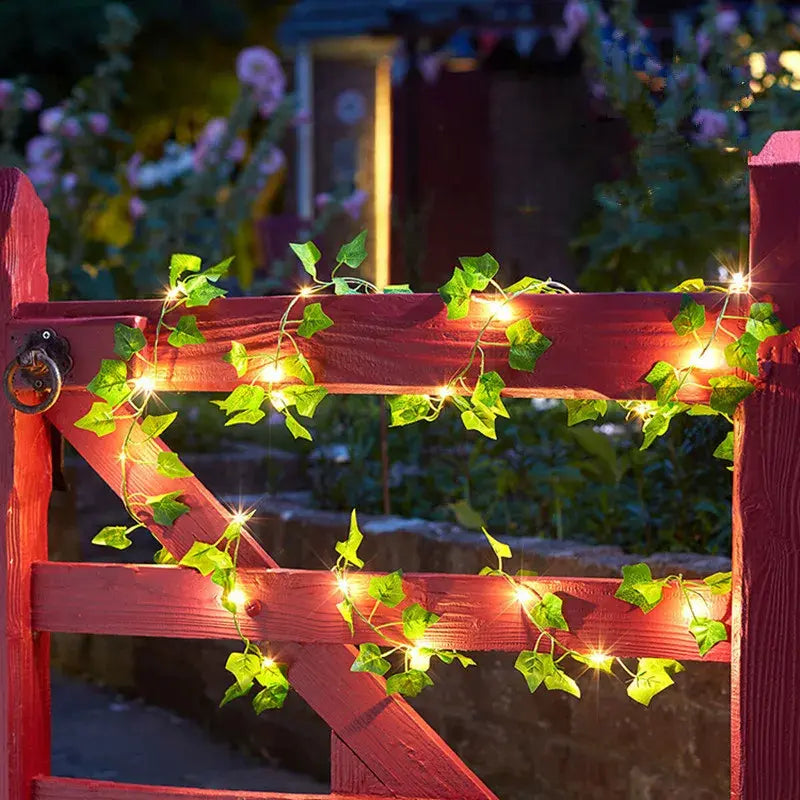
[31,563,731,662]
[17,292,744,401]
[731,131,800,799]
[46,393,496,800]
[331,734,391,795]
[33,776,426,800]
[0,169,52,800]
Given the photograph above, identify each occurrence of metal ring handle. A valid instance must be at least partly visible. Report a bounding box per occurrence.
[3,349,62,414]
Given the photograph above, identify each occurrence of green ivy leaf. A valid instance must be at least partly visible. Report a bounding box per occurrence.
[504,276,547,294]
[168,315,205,347]
[644,361,679,404]
[337,599,354,634]
[746,302,788,341]
[225,652,261,691]
[472,371,505,410]
[368,570,405,608]
[438,268,472,320]
[336,230,367,268]
[687,405,718,416]
[713,431,734,462]
[565,399,608,426]
[212,385,265,415]
[283,385,328,418]
[333,278,357,295]
[335,509,364,568]
[689,617,727,656]
[297,302,334,338]
[387,394,430,427]
[74,401,117,437]
[156,451,194,479]
[169,253,201,288]
[153,547,177,565]
[113,323,146,361]
[147,491,189,526]
[529,592,569,632]
[640,403,688,449]
[709,375,755,416]
[203,256,234,281]
[724,333,759,377]
[219,681,250,708]
[183,275,227,308]
[461,405,497,439]
[703,571,732,595]
[284,410,312,440]
[505,318,552,371]
[670,278,705,293]
[383,284,412,294]
[289,240,321,279]
[615,563,665,613]
[91,525,132,550]
[253,662,289,712]
[385,669,433,697]
[141,412,177,440]
[627,658,684,706]
[283,353,315,385]
[515,651,580,698]
[671,294,706,336]
[482,528,512,560]
[402,603,440,641]
[87,359,130,406]
[431,650,476,668]
[351,643,391,675]
[179,541,233,576]
[448,499,485,530]
[223,342,249,378]
[458,253,499,290]
[227,409,266,426]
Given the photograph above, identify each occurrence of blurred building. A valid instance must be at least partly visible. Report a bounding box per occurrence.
[275,0,629,290]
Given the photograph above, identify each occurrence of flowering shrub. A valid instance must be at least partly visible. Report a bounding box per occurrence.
[576,1,800,290]
[0,3,365,299]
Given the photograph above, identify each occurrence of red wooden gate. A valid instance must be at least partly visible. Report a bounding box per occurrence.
[1,131,798,800]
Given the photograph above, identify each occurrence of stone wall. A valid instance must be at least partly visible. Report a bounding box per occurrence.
[50,459,731,799]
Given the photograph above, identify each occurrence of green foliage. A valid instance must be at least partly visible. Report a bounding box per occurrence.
[401,603,440,641]
[336,230,368,269]
[368,570,405,608]
[179,541,232,576]
[146,490,189,525]
[87,359,130,406]
[156,451,194,479]
[335,509,364,569]
[385,669,433,697]
[689,617,728,656]
[709,375,755,416]
[141,412,177,439]
[615,563,665,613]
[351,643,391,676]
[296,302,334,338]
[91,525,134,550]
[167,315,205,347]
[529,592,569,632]
[113,323,146,361]
[671,296,706,336]
[704,571,732,595]
[626,659,684,707]
[565,399,607,426]
[290,241,321,279]
[515,652,580,698]
[74,401,117,437]
[505,318,552,372]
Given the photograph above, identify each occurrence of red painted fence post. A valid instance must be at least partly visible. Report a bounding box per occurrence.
[0,169,51,800]
[733,132,800,798]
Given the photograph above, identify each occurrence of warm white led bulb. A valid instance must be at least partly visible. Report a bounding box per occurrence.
[587,651,609,667]
[515,585,536,606]
[691,347,721,370]
[262,656,275,669]
[729,272,749,294]
[227,587,246,608]
[260,363,284,383]
[337,575,350,596]
[132,375,156,395]
[408,646,430,671]
[489,300,514,322]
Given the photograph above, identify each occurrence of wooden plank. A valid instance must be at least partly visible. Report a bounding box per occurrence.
[33,776,427,800]
[47,393,496,800]
[331,734,391,796]
[31,562,731,662]
[9,315,146,387]
[0,169,52,800]
[17,292,744,401]
[731,131,800,799]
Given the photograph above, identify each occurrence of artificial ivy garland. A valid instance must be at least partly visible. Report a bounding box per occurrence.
[75,232,773,712]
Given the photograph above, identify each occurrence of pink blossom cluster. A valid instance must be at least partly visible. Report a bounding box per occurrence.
[236,46,286,118]
[0,79,41,112]
[693,109,728,142]
[193,118,247,170]
[315,188,368,220]
[553,0,590,56]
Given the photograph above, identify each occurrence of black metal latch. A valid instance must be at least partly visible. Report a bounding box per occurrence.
[3,328,73,414]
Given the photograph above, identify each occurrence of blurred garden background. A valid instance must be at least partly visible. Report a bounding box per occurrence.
[5,0,800,562]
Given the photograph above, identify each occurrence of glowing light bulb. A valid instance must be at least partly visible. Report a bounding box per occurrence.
[489,300,514,322]
[682,594,707,622]
[260,363,284,383]
[408,645,431,671]
[132,375,156,396]
[231,512,249,526]
[299,286,312,297]
[587,651,610,668]
[165,286,182,302]
[118,450,127,464]
[227,587,246,610]
[729,272,749,294]
[515,585,536,606]
[691,347,722,370]
[337,575,350,596]
[436,385,453,399]
[261,656,275,669]
[634,402,652,419]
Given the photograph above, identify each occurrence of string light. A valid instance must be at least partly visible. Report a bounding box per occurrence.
[515,585,536,606]
[682,594,707,622]
[230,511,250,526]
[260,363,284,383]
[488,300,514,321]
[729,272,749,294]
[408,646,431,671]
[690,347,722,370]
[132,375,156,397]
[227,587,246,609]
[436,385,453,399]
[633,402,652,419]
[337,575,351,596]
[261,656,275,669]
[587,651,610,668]
[165,286,182,302]
[118,450,127,464]
[299,286,312,297]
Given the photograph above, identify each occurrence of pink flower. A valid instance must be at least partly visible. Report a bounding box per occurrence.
[715,9,739,35]
[552,27,578,57]
[126,152,143,187]
[60,118,80,138]
[696,31,711,59]
[39,106,64,134]
[0,80,13,109]
[341,188,368,220]
[563,0,590,33]
[236,46,286,117]
[315,192,332,209]
[693,109,728,142]
[21,88,42,112]
[26,135,62,168]
[61,172,78,193]
[228,137,246,163]
[27,165,56,199]
[193,118,244,167]
[259,146,285,176]
[129,196,147,219]
[87,112,110,136]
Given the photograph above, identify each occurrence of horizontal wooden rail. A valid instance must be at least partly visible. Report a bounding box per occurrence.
[32,563,730,662]
[33,776,426,800]
[15,292,745,400]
